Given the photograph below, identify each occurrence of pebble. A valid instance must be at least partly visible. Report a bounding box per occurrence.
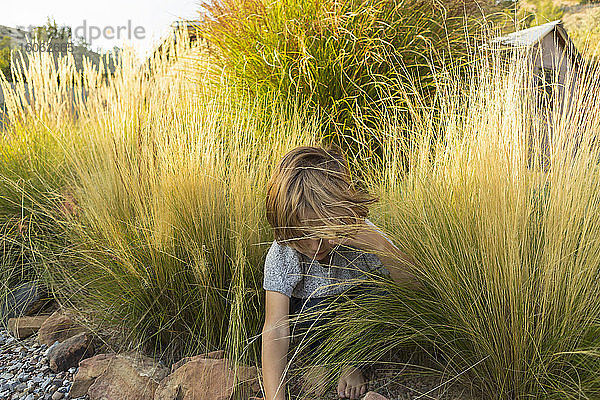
[51,392,63,400]
[0,329,87,400]
[41,377,52,391]
[17,372,29,382]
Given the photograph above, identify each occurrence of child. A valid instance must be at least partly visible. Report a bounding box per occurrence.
[261,146,417,400]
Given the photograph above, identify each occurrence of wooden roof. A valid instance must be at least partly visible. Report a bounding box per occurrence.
[490,20,583,66]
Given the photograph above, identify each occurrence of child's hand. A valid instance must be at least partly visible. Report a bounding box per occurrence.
[327,219,379,253]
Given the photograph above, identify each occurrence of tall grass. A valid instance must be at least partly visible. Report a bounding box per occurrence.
[1,29,321,367]
[3,15,600,400]
[199,0,494,158]
[289,47,600,399]
[0,85,77,323]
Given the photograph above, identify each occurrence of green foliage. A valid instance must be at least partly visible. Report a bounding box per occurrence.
[32,17,72,43]
[0,125,72,321]
[0,37,11,82]
[519,0,565,27]
[199,0,487,157]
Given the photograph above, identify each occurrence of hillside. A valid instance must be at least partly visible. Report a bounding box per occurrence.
[520,0,600,55]
[562,3,600,54]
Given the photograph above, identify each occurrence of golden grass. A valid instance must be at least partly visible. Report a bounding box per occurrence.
[0,28,318,365]
[289,47,600,399]
[2,20,600,399]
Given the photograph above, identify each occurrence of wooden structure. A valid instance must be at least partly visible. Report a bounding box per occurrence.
[492,20,583,107]
[492,21,585,166]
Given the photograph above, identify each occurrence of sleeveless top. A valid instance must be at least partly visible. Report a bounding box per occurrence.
[263,219,393,298]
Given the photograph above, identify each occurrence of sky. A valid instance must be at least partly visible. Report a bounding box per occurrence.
[1,0,202,58]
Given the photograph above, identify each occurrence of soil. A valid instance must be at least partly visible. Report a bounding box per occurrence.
[286,349,477,400]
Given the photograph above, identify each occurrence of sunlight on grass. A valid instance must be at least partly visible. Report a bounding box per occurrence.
[292,47,600,399]
[1,15,600,400]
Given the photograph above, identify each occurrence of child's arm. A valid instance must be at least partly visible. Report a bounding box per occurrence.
[262,290,291,400]
[328,219,422,290]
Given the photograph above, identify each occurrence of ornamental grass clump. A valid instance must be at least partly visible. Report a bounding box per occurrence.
[290,49,600,399]
[0,69,78,319]
[199,0,493,155]
[0,29,320,366]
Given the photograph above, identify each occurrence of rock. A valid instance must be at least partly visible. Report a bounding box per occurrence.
[51,392,64,400]
[37,311,87,346]
[170,349,225,373]
[364,392,388,400]
[45,341,58,357]
[7,315,50,339]
[85,353,169,400]
[70,353,115,398]
[0,282,48,323]
[47,332,94,373]
[154,356,261,400]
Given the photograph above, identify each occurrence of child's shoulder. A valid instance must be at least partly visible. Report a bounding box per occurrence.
[265,240,301,268]
[263,240,303,297]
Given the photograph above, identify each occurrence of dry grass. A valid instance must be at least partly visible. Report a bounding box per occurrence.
[287,48,600,399]
[2,17,600,400]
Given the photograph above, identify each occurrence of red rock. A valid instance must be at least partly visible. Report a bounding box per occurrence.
[364,391,389,400]
[48,332,95,372]
[7,315,50,339]
[37,310,86,346]
[70,353,116,398]
[155,357,261,400]
[86,353,169,400]
[170,349,225,373]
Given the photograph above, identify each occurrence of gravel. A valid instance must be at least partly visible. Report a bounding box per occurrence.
[0,329,86,400]
[2,327,475,400]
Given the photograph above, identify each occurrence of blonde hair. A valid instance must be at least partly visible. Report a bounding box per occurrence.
[265,146,378,244]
